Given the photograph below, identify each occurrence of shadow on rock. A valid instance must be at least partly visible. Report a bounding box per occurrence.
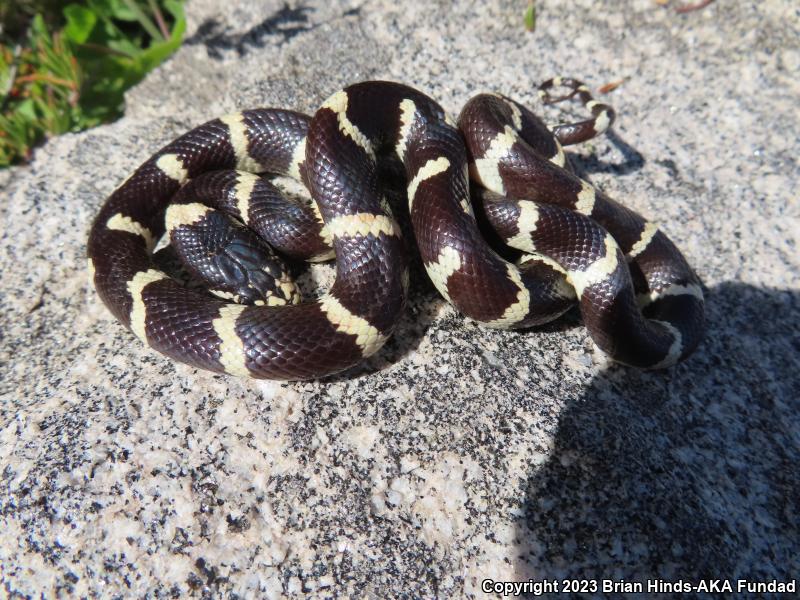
[515,282,799,593]
[185,4,316,59]
[185,4,364,60]
[568,129,646,178]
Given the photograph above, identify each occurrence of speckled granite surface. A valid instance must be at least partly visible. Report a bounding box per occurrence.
[1,0,799,597]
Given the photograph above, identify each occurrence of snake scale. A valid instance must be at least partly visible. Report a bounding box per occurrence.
[87,80,705,380]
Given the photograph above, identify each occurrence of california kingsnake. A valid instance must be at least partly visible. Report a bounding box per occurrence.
[87,80,705,379]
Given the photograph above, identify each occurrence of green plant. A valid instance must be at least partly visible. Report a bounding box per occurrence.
[523,0,536,31]
[0,0,185,167]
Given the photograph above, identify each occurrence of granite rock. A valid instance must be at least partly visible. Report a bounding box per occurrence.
[1,0,798,597]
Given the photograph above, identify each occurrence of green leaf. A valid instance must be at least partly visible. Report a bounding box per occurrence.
[137,10,184,71]
[30,14,50,40]
[162,0,184,21]
[15,99,38,120]
[86,0,136,20]
[524,2,536,32]
[106,36,142,56]
[119,0,163,41]
[63,5,98,44]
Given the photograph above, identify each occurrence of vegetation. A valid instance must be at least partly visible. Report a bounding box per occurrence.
[523,1,535,32]
[0,0,185,167]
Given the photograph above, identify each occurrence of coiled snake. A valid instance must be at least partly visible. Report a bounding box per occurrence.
[87,80,705,379]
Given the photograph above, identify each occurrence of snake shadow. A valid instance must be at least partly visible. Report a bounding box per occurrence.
[185,3,317,59]
[513,282,800,594]
[185,3,363,60]
[566,129,646,179]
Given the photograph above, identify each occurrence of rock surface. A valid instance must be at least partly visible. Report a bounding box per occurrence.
[1,0,798,597]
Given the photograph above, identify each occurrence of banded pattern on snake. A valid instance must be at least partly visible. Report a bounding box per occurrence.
[87,80,705,379]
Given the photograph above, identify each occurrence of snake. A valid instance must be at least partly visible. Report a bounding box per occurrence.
[87,79,705,380]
